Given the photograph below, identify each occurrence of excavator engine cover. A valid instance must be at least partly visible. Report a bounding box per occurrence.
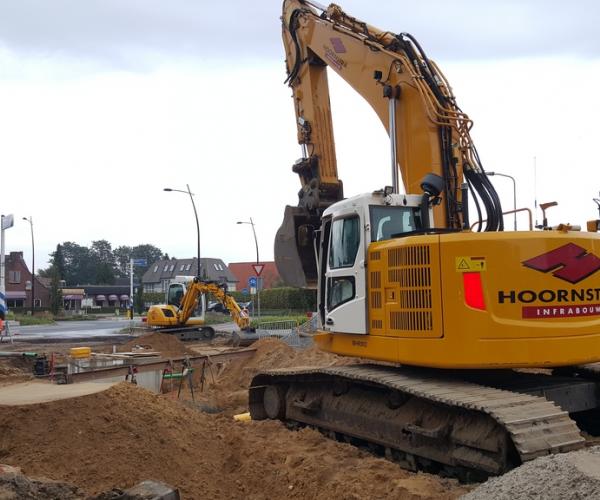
[275,205,320,288]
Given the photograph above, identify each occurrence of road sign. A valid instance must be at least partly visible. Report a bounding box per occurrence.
[242,288,249,295]
[252,264,264,276]
[248,277,257,288]
[132,258,147,266]
[250,287,256,295]
[1,214,14,230]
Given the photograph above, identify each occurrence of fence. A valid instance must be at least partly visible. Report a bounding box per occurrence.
[255,314,318,348]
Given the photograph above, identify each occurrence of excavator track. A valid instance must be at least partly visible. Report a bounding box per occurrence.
[156,326,215,341]
[249,364,585,478]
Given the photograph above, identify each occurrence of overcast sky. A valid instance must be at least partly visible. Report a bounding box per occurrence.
[0,0,599,272]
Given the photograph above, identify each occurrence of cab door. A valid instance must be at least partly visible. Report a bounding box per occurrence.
[324,212,367,334]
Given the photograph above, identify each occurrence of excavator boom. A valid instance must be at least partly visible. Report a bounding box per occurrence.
[276,0,503,287]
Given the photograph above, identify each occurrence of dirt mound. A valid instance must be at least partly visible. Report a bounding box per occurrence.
[0,356,34,387]
[118,332,192,358]
[192,338,357,414]
[0,383,468,499]
[463,447,600,500]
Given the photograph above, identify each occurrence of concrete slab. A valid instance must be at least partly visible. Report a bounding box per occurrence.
[0,380,117,406]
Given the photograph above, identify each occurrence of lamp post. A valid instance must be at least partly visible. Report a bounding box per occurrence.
[164,185,201,278]
[22,217,35,315]
[237,218,260,318]
[487,172,517,230]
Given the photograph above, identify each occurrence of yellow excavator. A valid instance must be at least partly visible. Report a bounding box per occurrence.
[250,0,600,480]
[145,278,251,341]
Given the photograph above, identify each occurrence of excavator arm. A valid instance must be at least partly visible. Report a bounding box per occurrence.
[276,0,503,287]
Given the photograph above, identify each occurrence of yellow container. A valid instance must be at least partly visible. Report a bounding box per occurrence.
[233,412,251,422]
[69,347,92,359]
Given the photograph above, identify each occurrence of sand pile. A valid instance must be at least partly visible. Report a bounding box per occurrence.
[0,356,34,387]
[117,332,193,358]
[463,447,600,500]
[192,338,357,414]
[0,383,468,499]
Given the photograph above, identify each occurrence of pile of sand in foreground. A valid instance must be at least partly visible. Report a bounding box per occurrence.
[187,337,358,414]
[0,382,469,500]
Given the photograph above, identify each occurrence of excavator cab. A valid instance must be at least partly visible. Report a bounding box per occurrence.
[165,281,205,321]
[316,192,427,334]
[167,283,185,307]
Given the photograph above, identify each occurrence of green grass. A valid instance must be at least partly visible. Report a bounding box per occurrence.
[249,314,312,329]
[12,315,56,326]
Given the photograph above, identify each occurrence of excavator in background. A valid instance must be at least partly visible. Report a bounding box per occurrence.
[145,277,251,341]
[250,0,600,480]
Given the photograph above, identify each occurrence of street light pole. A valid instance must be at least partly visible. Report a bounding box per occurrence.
[22,217,35,315]
[237,218,260,318]
[164,185,201,278]
[487,172,517,230]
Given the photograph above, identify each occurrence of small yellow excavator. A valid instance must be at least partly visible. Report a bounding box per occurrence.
[145,277,251,341]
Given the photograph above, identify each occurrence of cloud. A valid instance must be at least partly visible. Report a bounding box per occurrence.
[0,0,598,71]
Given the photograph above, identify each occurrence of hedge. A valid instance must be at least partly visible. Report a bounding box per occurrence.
[230,287,316,311]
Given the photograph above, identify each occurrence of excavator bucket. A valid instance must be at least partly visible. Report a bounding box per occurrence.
[274,205,320,288]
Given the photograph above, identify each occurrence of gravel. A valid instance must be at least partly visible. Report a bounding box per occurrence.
[463,446,600,500]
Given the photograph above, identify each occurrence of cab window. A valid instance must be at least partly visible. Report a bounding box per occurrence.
[327,277,355,310]
[370,205,422,242]
[329,216,360,269]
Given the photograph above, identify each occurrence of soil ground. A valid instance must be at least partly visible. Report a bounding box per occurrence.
[0,332,471,499]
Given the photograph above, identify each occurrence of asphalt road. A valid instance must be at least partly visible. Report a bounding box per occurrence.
[3,318,240,344]
[5,318,137,343]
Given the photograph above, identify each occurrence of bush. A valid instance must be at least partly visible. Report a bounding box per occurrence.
[230,287,316,311]
[143,292,165,305]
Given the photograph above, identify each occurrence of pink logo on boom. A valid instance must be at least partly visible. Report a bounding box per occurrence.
[330,37,346,53]
[523,243,600,284]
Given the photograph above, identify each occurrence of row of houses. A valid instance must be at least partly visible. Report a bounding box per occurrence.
[140,258,280,293]
[2,251,281,311]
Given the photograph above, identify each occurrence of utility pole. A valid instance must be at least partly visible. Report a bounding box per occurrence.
[0,215,15,319]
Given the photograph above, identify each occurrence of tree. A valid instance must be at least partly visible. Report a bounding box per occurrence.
[131,244,163,280]
[49,266,63,315]
[39,244,66,279]
[61,242,94,285]
[53,244,66,280]
[90,240,116,284]
[113,245,133,277]
[134,284,145,314]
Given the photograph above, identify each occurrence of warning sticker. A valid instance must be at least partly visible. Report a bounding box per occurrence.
[455,256,486,272]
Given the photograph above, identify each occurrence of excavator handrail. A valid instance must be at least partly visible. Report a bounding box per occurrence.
[470,207,533,231]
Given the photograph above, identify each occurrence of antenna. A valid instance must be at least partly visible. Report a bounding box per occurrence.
[533,156,538,227]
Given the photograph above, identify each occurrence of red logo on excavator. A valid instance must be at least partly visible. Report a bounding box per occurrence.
[330,37,346,53]
[523,243,600,284]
